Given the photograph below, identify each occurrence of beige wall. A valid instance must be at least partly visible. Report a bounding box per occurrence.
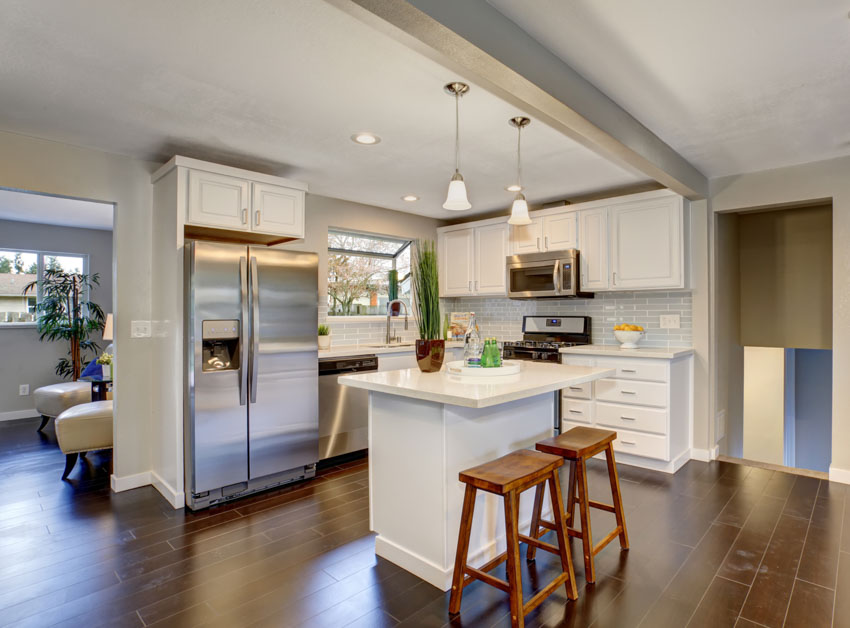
[0,130,155,483]
[711,154,850,481]
[742,347,786,465]
[738,205,832,349]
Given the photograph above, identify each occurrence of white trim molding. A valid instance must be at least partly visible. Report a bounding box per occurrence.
[0,408,39,422]
[689,446,719,463]
[151,470,185,509]
[110,471,151,493]
[829,465,850,485]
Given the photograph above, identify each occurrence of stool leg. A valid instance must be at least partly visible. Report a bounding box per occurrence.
[576,458,595,583]
[605,443,630,550]
[503,490,524,628]
[449,484,477,615]
[548,471,578,601]
[525,482,545,561]
[565,460,577,526]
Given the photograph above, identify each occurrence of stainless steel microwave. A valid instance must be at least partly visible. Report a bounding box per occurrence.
[506,249,593,299]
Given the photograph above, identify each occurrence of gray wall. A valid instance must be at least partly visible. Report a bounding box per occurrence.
[0,219,113,417]
[794,349,832,472]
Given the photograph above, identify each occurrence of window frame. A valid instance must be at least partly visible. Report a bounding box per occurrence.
[326,229,413,319]
[0,248,90,328]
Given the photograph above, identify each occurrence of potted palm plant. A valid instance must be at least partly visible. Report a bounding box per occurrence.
[24,268,105,380]
[411,239,444,372]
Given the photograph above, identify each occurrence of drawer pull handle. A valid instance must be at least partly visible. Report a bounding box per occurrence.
[621,440,637,445]
[569,409,583,414]
[621,390,637,395]
[621,369,637,373]
[621,416,636,421]
[568,386,583,391]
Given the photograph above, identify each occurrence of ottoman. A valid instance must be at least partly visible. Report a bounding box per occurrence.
[55,400,113,479]
[33,381,91,431]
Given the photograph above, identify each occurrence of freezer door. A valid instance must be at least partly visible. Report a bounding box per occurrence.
[187,241,250,493]
[248,247,319,478]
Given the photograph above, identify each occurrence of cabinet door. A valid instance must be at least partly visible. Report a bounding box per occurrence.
[578,207,609,291]
[439,228,475,296]
[474,222,508,295]
[509,217,544,255]
[610,196,683,289]
[543,212,578,251]
[251,183,305,238]
[187,170,250,229]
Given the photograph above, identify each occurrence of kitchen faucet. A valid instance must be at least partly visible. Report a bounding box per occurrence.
[386,299,409,344]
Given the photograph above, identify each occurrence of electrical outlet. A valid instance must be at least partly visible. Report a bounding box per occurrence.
[131,320,151,338]
[659,314,680,329]
[18,384,29,396]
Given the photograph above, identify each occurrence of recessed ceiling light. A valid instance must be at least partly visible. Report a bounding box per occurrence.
[505,184,523,192]
[401,195,419,202]
[351,133,380,145]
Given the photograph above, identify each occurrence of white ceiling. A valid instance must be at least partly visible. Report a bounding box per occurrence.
[0,0,648,220]
[488,0,850,178]
[0,188,113,230]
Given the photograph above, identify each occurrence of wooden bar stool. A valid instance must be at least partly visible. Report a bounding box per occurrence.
[449,449,578,628]
[529,426,629,584]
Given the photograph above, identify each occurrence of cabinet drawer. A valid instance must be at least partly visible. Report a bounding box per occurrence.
[596,378,668,408]
[560,356,595,368]
[563,381,592,400]
[595,358,668,382]
[596,402,667,435]
[561,399,592,424]
[612,428,668,461]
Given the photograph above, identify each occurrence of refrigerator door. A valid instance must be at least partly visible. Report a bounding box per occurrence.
[187,241,250,493]
[247,247,319,479]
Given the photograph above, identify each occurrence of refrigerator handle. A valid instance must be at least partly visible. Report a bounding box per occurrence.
[239,256,249,406]
[250,256,260,403]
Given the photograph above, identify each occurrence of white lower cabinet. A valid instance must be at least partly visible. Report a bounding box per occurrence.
[561,353,693,472]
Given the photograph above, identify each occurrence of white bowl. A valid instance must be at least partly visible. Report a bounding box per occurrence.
[613,330,644,349]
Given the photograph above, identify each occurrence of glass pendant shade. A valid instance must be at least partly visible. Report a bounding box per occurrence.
[508,193,531,225]
[443,172,471,211]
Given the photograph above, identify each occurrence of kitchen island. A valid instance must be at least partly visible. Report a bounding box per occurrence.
[338,361,614,590]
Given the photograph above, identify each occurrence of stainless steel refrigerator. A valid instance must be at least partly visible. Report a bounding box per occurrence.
[184,240,319,510]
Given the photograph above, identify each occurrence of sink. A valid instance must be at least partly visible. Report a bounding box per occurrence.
[363,342,416,348]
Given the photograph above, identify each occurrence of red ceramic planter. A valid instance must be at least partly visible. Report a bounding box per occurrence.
[415,339,445,373]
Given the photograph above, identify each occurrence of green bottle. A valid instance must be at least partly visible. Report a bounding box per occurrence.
[482,338,493,368]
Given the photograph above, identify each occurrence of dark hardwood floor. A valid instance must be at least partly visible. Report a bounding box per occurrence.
[1,416,847,627]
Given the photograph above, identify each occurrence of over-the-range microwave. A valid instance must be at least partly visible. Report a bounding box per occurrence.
[506,249,594,299]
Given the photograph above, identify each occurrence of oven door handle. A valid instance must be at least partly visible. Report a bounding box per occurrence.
[552,259,561,295]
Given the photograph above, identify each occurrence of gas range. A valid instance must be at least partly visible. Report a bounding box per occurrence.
[502,316,591,363]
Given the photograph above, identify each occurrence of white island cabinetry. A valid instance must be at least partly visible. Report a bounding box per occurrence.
[560,347,694,473]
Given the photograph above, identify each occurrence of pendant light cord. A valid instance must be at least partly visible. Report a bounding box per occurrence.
[516,123,522,189]
[454,93,460,174]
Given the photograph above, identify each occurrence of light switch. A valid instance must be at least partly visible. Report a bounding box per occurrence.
[131,320,152,338]
[659,314,680,329]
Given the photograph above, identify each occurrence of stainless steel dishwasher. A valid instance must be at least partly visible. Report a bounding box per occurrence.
[318,355,378,460]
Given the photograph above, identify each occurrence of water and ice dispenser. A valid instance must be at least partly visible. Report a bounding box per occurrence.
[201,320,240,372]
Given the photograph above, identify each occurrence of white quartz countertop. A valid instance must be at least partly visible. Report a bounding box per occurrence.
[338,361,615,409]
[320,341,464,358]
[559,344,694,359]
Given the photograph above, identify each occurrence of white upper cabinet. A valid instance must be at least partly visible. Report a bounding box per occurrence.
[609,195,684,290]
[510,218,544,254]
[474,222,509,295]
[440,228,476,296]
[251,182,305,238]
[188,170,250,229]
[578,207,609,291]
[544,212,578,251]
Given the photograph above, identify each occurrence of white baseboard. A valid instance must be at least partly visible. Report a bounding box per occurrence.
[829,465,850,485]
[0,408,39,422]
[151,470,185,509]
[615,449,691,474]
[690,446,719,463]
[110,471,151,492]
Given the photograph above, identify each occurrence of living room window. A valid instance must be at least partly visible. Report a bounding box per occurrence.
[327,230,412,317]
[0,249,88,324]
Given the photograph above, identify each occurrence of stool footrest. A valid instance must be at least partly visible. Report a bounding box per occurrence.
[463,567,510,593]
[518,534,560,556]
[593,526,625,556]
[588,499,616,513]
[523,572,572,615]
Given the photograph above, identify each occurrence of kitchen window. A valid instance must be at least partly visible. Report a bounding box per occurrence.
[327,230,411,317]
[0,249,87,325]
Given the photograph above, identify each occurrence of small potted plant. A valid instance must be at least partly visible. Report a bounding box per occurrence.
[318,324,331,350]
[96,351,114,380]
[411,239,444,372]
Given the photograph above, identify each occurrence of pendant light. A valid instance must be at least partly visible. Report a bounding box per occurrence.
[443,82,471,211]
[507,116,532,226]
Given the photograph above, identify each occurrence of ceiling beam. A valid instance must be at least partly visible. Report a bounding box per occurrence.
[325,0,708,199]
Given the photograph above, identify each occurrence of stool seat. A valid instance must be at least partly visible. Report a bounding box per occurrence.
[536,426,616,459]
[459,450,563,495]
